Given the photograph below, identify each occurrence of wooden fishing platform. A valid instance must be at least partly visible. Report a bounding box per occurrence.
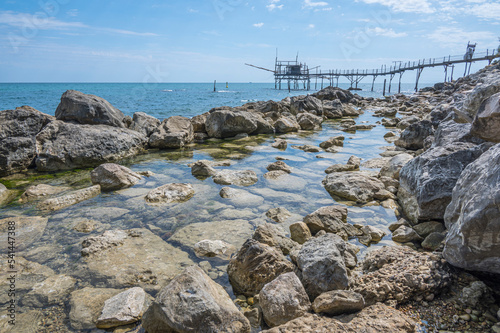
[246,43,499,94]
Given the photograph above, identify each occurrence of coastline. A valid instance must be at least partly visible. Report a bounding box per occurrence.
[1,61,500,332]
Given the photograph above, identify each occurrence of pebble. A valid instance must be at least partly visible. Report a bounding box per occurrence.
[459,314,471,321]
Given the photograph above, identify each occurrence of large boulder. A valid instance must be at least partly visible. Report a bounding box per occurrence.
[0,106,54,176]
[303,205,360,240]
[149,116,194,149]
[55,90,126,128]
[291,96,323,114]
[205,110,260,138]
[313,86,354,103]
[353,246,451,306]
[227,239,295,296]
[296,234,351,299]
[252,224,298,255]
[443,143,500,274]
[142,265,251,333]
[322,172,385,203]
[296,113,322,130]
[262,303,416,333]
[259,272,311,327]
[130,112,160,137]
[394,120,433,150]
[470,92,500,143]
[190,113,208,133]
[459,78,500,122]
[35,120,147,172]
[90,163,141,191]
[274,116,300,134]
[398,142,490,224]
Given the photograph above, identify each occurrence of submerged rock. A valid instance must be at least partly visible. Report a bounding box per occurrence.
[271,138,288,150]
[149,116,194,149]
[38,185,101,211]
[266,207,292,223]
[142,265,251,333]
[266,160,292,173]
[259,272,311,327]
[91,163,141,191]
[0,106,54,176]
[212,169,258,186]
[227,239,295,296]
[443,143,500,274]
[81,228,194,292]
[219,187,264,206]
[69,287,122,330]
[21,274,76,308]
[191,160,217,178]
[145,183,195,204]
[35,120,147,172]
[55,90,127,128]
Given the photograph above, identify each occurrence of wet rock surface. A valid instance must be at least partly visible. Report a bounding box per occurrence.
[90,163,141,191]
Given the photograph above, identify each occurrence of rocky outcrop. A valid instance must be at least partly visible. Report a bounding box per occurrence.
[212,170,258,186]
[35,120,147,172]
[55,90,127,128]
[395,120,433,150]
[470,92,500,143]
[259,272,311,327]
[130,112,160,136]
[0,106,54,176]
[296,234,351,299]
[443,143,500,274]
[205,110,272,138]
[303,205,360,240]
[296,113,322,130]
[142,265,251,333]
[145,183,195,204]
[90,163,141,191]
[460,77,500,122]
[38,185,101,211]
[262,303,416,333]
[323,172,385,203]
[149,116,194,149]
[353,246,450,306]
[96,287,149,329]
[313,86,355,103]
[398,142,490,223]
[227,239,295,296]
[274,116,301,133]
[312,290,365,315]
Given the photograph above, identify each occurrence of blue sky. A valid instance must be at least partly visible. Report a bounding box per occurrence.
[0,0,498,83]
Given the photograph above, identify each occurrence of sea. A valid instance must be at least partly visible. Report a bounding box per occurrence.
[0,82,422,119]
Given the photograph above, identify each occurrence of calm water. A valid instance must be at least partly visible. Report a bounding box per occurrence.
[0,82,421,119]
[0,82,409,332]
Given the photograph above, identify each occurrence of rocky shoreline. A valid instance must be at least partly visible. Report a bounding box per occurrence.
[1,61,500,332]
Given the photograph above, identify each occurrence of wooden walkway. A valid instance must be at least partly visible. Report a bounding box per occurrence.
[246,48,499,93]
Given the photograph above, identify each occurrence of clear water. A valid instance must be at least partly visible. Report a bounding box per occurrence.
[0,83,406,332]
[0,82,421,119]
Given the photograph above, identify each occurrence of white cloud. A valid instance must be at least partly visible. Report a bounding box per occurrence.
[367,27,407,37]
[359,0,435,13]
[66,9,78,17]
[0,11,159,37]
[308,24,315,29]
[267,0,284,11]
[427,26,497,49]
[253,22,264,28]
[469,2,500,19]
[303,0,329,9]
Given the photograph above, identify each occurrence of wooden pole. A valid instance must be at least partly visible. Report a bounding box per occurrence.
[383,79,386,96]
[214,80,216,92]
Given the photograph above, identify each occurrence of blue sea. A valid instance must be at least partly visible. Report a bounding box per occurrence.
[0,82,422,120]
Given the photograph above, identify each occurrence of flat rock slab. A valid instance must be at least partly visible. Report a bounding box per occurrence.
[81,228,194,292]
[212,169,258,186]
[145,183,194,204]
[38,185,101,211]
[19,184,71,203]
[69,287,122,330]
[219,187,264,207]
[0,216,48,252]
[21,274,76,308]
[312,290,365,315]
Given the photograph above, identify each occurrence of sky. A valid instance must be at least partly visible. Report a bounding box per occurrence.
[0,0,499,83]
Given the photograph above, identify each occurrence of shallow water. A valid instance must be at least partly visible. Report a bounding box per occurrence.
[0,109,399,331]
